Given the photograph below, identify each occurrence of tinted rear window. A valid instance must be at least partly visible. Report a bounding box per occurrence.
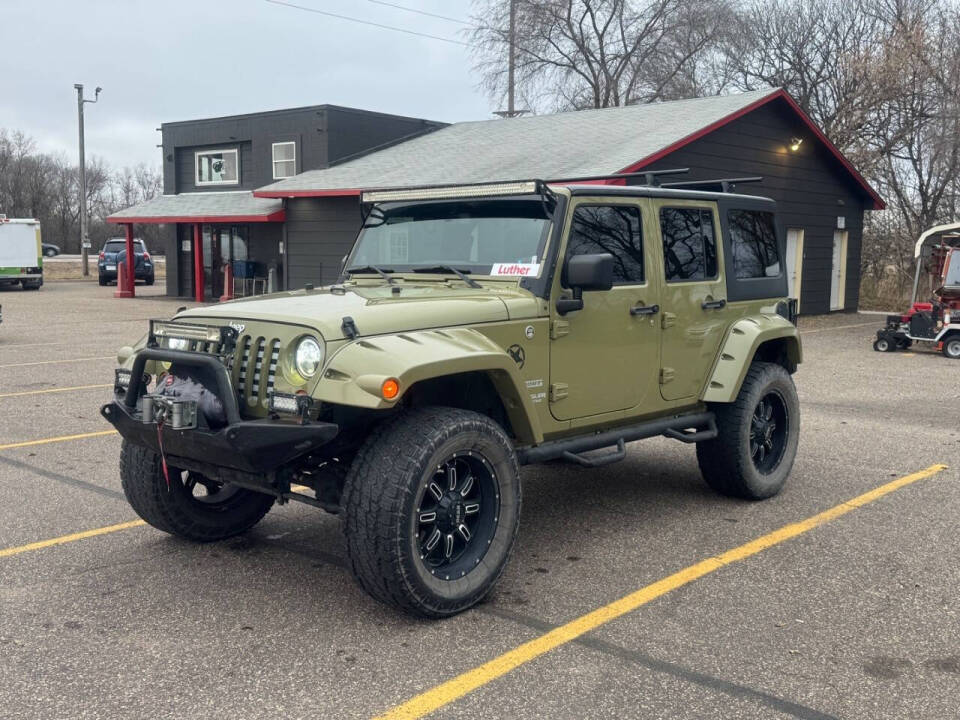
[104,240,143,252]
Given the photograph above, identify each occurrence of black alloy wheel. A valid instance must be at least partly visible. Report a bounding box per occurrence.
[749,392,788,474]
[415,453,499,580]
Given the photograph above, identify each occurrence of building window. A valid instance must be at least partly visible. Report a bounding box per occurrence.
[195,149,239,186]
[567,205,644,284]
[728,209,781,279]
[660,207,717,282]
[272,142,296,179]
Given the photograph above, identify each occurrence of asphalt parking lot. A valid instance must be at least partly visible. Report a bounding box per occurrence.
[1,281,958,720]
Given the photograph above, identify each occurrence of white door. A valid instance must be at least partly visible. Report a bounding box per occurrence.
[830,231,848,311]
[785,229,804,301]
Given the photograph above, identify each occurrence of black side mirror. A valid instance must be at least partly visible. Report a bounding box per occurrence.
[557,253,614,315]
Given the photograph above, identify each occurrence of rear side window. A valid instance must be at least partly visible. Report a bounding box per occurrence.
[728,210,780,279]
[660,208,717,282]
[567,205,644,283]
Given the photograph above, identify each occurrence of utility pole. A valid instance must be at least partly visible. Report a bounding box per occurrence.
[494,0,526,118]
[74,84,101,276]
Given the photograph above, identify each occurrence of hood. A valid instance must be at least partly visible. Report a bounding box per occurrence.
[177,282,541,340]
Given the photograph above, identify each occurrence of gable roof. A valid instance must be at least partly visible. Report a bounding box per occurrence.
[255,88,883,209]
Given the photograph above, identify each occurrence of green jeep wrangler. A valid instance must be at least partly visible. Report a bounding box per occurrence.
[102,178,801,617]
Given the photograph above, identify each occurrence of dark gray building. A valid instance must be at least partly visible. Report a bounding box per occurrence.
[109,105,445,299]
[253,88,882,314]
[111,89,882,313]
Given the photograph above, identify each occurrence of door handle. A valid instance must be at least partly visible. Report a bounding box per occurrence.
[702,299,726,310]
[630,303,659,316]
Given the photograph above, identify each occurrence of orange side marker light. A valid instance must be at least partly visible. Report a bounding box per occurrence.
[381,378,400,400]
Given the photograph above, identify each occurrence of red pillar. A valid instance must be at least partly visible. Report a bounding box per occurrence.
[114,222,135,298]
[193,223,204,302]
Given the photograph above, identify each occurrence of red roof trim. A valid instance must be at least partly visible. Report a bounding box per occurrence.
[253,188,362,198]
[615,88,885,210]
[107,210,286,225]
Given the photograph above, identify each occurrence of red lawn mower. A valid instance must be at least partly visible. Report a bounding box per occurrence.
[874,221,960,359]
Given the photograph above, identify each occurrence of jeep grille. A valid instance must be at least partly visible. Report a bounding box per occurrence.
[231,335,281,412]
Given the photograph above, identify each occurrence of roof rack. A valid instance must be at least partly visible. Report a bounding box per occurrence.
[543,168,689,187]
[360,169,693,205]
[660,176,763,193]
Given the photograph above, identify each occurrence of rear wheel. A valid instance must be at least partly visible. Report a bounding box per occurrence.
[697,362,800,500]
[341,407,520,617]
[119,440,274,541]
[943,335,960,359]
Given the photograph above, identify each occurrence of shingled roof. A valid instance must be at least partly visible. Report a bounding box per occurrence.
[253,88,883,209]
[107,191,284,224]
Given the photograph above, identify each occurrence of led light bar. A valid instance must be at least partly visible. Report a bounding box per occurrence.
[362,181,539,204]
[269,391,314,419]
[151,321,224,343]
[114,368,132,393]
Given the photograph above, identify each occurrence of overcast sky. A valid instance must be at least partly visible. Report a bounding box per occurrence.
[0,0,490,169]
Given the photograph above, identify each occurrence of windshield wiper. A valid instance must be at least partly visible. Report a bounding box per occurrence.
[345,265,396,284]
[412,265,481,289]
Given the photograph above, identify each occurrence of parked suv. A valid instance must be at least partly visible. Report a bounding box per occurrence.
[98,238,154,286]
[102,178,801,617]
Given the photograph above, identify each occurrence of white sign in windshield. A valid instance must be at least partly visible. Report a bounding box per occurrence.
[489,263,541,277]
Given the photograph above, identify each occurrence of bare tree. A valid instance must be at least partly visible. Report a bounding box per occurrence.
[469,0,734,112]
[0,127,162,253]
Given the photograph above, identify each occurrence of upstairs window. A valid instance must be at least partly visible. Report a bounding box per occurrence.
[660,207,717,282]
[567,205,645,284]
[195,149,239,186]
[728,209,781,278]
[272,142,296,179]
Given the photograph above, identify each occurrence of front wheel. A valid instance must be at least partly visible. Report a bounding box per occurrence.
[943,335,960,359]
[697,362,800,500]
[119,441,274,541]
[341,407,521,618]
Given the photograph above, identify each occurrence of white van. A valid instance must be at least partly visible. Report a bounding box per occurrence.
[0,216,43,290]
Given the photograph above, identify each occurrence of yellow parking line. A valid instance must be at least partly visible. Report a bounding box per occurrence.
[374,463,949,720]
[0,429,118,451]
[0,520,145,558]
[0,356,114,369]
[0,384,112,399]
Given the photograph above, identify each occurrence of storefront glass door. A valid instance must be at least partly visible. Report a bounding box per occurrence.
[202,225,248,299]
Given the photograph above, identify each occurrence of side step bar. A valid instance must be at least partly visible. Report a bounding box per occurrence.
[517,412,717,467]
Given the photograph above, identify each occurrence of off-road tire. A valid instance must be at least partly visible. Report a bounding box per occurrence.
[341,407,521,618]
[696,362,800,500]
[873,337,894,352]
[942,335,960,359]
[119,440,274,541]
[98,276,107,286]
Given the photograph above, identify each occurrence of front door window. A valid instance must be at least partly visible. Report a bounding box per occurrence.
[549,201,662,421]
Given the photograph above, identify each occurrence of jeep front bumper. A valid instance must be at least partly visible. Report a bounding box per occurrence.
[100,346,338,476]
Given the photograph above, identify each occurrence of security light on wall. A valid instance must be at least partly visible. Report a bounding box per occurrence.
[789,137,803,152]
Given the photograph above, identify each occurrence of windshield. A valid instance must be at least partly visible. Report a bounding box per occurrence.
[347,199,551,278]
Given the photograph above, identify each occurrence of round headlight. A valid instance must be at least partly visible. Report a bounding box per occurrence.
[168,337,189,351]
[295,337,324,378]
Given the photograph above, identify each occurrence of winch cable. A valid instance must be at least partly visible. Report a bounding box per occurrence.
[155,417,171,490]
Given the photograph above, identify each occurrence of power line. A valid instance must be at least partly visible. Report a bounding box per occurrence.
[264,0,470,46]
[363,0,472,25]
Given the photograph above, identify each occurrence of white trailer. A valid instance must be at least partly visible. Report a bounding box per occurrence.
[0,216,43,290]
